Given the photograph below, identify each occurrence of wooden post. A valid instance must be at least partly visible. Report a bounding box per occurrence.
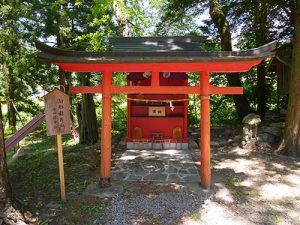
[151,71,160,86]
[200,71,211,188]
[100,71,113,187]
[56,134,66,201]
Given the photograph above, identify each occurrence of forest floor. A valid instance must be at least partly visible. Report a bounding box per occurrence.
[2,125,300,225]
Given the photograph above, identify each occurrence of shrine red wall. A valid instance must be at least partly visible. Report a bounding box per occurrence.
[127,73,188,142]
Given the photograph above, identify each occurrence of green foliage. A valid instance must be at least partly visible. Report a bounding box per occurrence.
[0,0,293,131]
[7,131,98,210]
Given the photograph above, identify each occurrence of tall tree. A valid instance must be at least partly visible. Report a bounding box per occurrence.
[78,74,99,144]
[209,0,252,120]
[277,1,300,157]
[31,1,110,144]
[158,0,253,121]
[253,2,269,119]
[0,105,12,205]
[0,1,57,130]
[224,0,291,120]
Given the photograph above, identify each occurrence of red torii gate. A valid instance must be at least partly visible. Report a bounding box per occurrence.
[36,37,276,188]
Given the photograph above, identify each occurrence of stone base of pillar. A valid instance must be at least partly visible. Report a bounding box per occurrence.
[99,177,111,188]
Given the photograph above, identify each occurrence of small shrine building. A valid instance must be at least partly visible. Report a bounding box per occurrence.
[36,36,276,188]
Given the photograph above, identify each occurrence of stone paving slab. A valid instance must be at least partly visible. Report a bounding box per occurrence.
[112,149,199,183]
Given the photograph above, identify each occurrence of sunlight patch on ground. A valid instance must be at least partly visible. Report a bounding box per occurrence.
[259,183,300,200]
[284,174,300,185]
[199,200,253,225]
[215,158,262,175]
[270,162,285,170]
[120,155,137,160]
[239,179,254,187]
[214,183,234,203]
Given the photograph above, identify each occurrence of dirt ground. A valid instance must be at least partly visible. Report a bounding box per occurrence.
[186,126,300,225]
[3,126,300,225]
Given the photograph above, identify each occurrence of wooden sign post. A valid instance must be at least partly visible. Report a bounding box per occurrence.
[44,88,71,202]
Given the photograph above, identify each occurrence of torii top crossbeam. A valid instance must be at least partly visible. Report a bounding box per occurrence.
[36,36,276,188]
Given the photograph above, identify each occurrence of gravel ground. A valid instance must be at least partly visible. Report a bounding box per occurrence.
[105,189,211,225]
[104,125,300,225]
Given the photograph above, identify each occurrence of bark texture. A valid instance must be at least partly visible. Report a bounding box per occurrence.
[277,2,300,157]
[78,74,99,144]
[209,0,252,121]
[3,62,16,129]
[0,105,12,204]
[254,2,268,120]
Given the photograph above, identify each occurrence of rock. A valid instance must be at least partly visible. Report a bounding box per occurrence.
[12,148,33,161]
[242,114,261,148]
[261,126,282,137]
[118,140,126,146]
[242,113,261,126]
[233,135,242,142]
[269,122,285,129]
[23,211,32,220]
[231,142,239,147]
[257,132,277,145]
[219,140,229,146]
[210,141,219,147]
[93,219,101,225]
[188,139,198,149]
[46,202,62,209]
[16,220,27,225]
[83,182,123,198]
[242,126,253,140]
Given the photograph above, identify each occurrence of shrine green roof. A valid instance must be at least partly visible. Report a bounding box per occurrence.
[35,36,277,64]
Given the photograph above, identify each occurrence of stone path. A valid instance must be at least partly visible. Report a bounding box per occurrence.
[112,149,199,182]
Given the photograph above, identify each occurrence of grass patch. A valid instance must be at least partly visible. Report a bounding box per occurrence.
[62,198,106,225]
[224,176,242,187]
[246,189,261,198]
[190,210,202,221]
[271,214,282,224]
[7,130,99,212]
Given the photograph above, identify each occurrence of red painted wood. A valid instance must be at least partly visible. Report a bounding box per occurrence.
[210,85,243,95]
[127,138,188,143]
[69,84,243,95]
[131,117,185,139]
[112,85,200,94]
[69,85,102,94]
[200,71,211,189]
[55,61,262,73]
[127,93,132,139]
[183,79,189,139]
[128,77,188,141]
[131,105,185,116]
[100,71,112,183]
[151,71,160,86]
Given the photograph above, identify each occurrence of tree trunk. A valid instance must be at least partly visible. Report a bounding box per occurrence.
[79,74,99,144]
[256,64,267,119]
[2,62,16,129]
[254,2,268,120]
[7,101,16,129]
[209,0,252,120]
[277,3,300,157]
[0,105,12,205]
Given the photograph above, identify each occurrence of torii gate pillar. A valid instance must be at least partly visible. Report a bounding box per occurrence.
[200,71,211,188]
[99,71,113,186]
